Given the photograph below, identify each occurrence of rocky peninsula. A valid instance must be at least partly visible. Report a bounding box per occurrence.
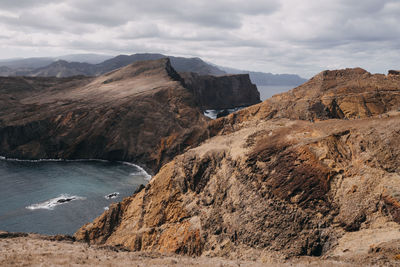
[2,65,400,266]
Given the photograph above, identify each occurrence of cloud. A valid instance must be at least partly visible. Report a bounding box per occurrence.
[0,0,53,9]
[0,0,398,77]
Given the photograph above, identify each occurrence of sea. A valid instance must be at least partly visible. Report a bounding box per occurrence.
[203,85,295,119]
[257,85,295,101]
[0,157,151,235]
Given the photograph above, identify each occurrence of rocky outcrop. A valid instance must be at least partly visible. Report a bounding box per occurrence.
[0,58,207,173]
[180,72,260,110]
[226,68,400,123]
[76,67,400,261]
[76,113,400,259]
[389,70,400,75]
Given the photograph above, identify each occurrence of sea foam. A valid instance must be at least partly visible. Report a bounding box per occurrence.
[26,194,86,210]
[0,156,152,180]
[121,162,152,181]
[105,192,119,199]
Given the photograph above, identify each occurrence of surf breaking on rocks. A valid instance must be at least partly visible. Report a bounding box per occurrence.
[26,194,86,210]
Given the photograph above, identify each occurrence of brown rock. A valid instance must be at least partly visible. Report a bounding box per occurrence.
[388,70,400,75]
[180,72,260,110]
[76,67,400,260]
[224,67,400,124]
[0,58,207,172]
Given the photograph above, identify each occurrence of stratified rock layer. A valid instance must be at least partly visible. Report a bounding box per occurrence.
[180,72,260,110]
[76,68,400,260]
[232,68,400,122]
[0,59,207,172]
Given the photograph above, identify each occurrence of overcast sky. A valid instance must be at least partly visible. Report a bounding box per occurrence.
[0,0,398,77]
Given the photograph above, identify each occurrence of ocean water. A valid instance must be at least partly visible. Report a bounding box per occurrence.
[0,158,150,235]
[257,85,295,101]
[204,107,245,119]
[203,86,296,119]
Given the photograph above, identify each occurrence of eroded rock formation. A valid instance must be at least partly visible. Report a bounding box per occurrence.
[180,72,260,110]
[0,59,207,172]
[230,68,400,122]
[76,67,400,261]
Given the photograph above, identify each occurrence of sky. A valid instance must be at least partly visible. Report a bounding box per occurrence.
[0,0,399,78]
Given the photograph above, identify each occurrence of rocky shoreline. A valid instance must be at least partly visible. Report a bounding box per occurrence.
[2,64,400,266]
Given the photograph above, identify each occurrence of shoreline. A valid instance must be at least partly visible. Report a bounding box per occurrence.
[0,156,152,181]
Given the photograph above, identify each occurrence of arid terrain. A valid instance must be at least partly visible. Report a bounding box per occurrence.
[2,232,396,266]
[0,58,258,173]
[2,65,400,266]
[75,68,400,265]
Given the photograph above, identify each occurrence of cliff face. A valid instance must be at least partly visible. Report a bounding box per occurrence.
[76,114,400,259]
[180,72,260,110]
[228,68,400,123]
[76,67,400,261]
[0,59,207,172]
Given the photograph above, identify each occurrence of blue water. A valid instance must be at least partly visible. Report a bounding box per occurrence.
[204,107,245,120]
[203,86,296,119]
[257,85,295,101]
[0,158,150,235]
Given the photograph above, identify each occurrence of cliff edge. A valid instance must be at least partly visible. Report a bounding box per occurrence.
[76,68,400,263]
[180,72,260,110]
[0,58,207,172]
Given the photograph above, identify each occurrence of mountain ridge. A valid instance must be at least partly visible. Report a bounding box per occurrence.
[0,58,207,172]
[0,53,307,87]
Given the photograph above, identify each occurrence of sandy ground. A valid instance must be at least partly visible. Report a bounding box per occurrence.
[0,233,378,267]
[0,233,271,267]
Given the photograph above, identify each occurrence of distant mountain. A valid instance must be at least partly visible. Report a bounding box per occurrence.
[0,53,306,88]
[0,57,54,69]
[56,54,113,64]
[0,53,226,78]
[0,54,112,69]
[0,66,15,76]
[219,66,307,86]
[28,60,97,78]
[96,53,226,76]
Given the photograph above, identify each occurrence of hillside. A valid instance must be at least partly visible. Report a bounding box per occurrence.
[232,68,400,122]
[0,58,262,173]
[0,58,207,173]
[75,68,400,264]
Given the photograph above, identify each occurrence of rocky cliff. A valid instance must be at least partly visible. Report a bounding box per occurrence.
[0,58,207,172]
[180,72,260,110]
[223,68,400,124]
[76,67,400,262]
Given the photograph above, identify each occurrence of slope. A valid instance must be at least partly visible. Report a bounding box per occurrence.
[75,68,400,263]
[0,58,207,172]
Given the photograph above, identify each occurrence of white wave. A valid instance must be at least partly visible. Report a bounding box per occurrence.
[121,162,152,181]
[104,206,109,210]
[0,157,110,163]
[105,192,119,199]
[0,157,64,163]
[26,194,86,210]
[0,155,152,181]
[204,110,218,120]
